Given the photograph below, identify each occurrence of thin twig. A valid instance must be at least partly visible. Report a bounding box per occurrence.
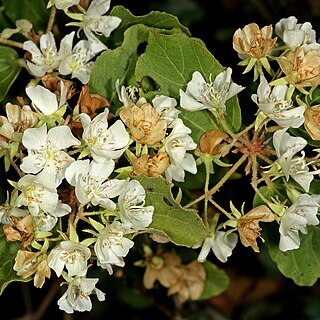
[46,6,57,34]
[0,37,23,49]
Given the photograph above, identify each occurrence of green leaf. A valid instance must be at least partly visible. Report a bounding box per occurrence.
[0,46,22,101]
[2,0,49,31]
[179,110,219,144]
[89,24,184,112]
[0,228,30,295]
[134,175,208,247]
[110,5,190,38]
[200,261,229,299]
[268,226,320,286]
[135,32,241,133]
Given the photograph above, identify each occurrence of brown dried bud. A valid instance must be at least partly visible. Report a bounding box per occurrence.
[77,84,110,118]
[120,103,167,145]
[304,105,320,140]
[277,48,320,88]
[199,129,229,155]
[41,74,75,100]
[237,205,274,252]
[233,23,277,59]
[132,153,169,178]
[14,250,51,288]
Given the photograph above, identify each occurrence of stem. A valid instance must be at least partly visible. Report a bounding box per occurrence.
[203,159,211,227]
[185,154,248,208]
[9,157,24,177]
[209,198,233,220]
[0,37,23,49]
[46,6,57,34]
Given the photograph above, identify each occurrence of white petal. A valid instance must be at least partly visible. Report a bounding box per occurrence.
[26,85,58,115]
[48,125,80,149]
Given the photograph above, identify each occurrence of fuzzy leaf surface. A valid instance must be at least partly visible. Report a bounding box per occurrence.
[134,175,208,247]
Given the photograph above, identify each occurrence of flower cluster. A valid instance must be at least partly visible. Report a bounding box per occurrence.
[2,0,320,314]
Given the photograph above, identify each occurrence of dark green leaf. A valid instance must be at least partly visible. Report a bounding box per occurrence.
[110,5,190,39]
[199,261,229,299]
[134,175,208,247]
[0,46,22,102]
[2,0,49,31]
[135,32,242,133]
[268,226,320,286]
[290,127,320,147]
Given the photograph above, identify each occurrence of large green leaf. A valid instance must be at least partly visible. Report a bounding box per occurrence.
[110,5,190,38]
[134,175,208,247]
[268,226,320,286]
[135,32,242,133]
[200,261,229,299]
[0,46,22,102]
[89,24,184,112]
[0,228,29,295]
[2,0,49,31]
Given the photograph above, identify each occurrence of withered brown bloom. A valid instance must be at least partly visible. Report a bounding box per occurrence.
[77,84,110,118]
[13,250,51,288]
[233,23,277,59]
[277,47,320,88]
[143,251,182,290]
[41,74,75,100]
[3,214,34,248]
[237,205,274,252]
[120,103,167,145]
[199,129,229,156]
[132,153,169,178]
[167,260,206,303]
[304,105,320,140]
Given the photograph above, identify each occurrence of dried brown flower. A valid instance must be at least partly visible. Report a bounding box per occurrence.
[132,153,169,178]
[13,250,51,288]
[41,74,75,100]
[277,47,320,88]
[233,23,277,59]
[304,105,320,140]
[120,103,167,145]
[167,260,206,303]
[3,214,34,248]
[199,129,229,156]
[237,205,274,252]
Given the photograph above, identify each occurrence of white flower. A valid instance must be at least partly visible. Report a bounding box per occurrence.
[58,277,105,313]
[197,231,238,263]
[33,202,71,231]
[94,221,134,274]
[16,169,59,215]
[81,110,129,163]
[48,240,91,277]
[252,78,305,128]
[273,128,307,179]
[164,118,197,182]
[47,0,80,10]
[59,32,96,84]
[23,32,74,77]
[69,0,121,53]
[118,180,154,230]
[275,16,316,51]
[115,79,146,107]
[179,68,244,113]
[20,124,80,185]
[26,83,67,116]
[65,159,126,210]
[279,194,320,251]
[153,95,180,126]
